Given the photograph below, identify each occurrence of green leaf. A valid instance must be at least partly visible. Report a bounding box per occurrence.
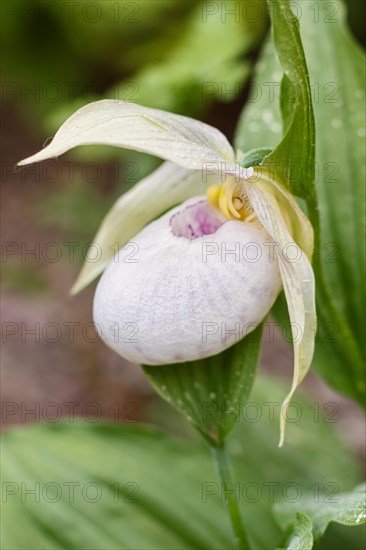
[234,0,366,404]
[259,0,316,200]
[2,375,362,550]
[316,523,366,550]
[285,513,313,550]
[208,374,363,549]
[238,147,273,168]
[2,422,234,550]
[143,326,262,445]
[275,483,366,542]
[226,375,363,549]
[234,35,282,154]
[299,0,366,401]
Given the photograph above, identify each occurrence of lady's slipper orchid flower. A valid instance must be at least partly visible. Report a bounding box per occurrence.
[18,100,316,444]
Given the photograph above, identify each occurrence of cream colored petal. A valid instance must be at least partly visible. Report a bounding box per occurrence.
[18,100,236,170]
[253,169,314,260]
[71,162,220,294]
[244,181,316,446]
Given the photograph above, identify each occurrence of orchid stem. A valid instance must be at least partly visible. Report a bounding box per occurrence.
[211,442,251,550]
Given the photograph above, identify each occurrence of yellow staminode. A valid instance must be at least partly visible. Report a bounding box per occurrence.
[207,182,254,222]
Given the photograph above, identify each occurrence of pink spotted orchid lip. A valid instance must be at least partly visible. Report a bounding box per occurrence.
[93,196,282,366]
[170,200,225,240]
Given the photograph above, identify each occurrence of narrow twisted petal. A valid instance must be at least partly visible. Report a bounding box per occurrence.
[93,197,282,365]
[255,169,314,260]
[18,100,237,171]
[244,181,316,446]
[71,162,220,294]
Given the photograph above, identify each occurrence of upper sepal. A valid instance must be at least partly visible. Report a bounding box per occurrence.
[18,100,236,171]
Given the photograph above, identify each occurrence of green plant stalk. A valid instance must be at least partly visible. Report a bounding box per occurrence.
[211,443,251,550]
